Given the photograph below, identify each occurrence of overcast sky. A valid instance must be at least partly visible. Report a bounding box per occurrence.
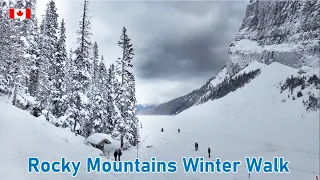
[36,0,248,104]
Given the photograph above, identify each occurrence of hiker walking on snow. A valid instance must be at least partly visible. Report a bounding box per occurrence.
[195,142,198,151]
[178,129,180,133]
[118,149,122,161]
[114,150,118,161]
[208,147,211,158]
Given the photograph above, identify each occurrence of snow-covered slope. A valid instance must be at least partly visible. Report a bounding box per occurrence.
[0,99,104,180]
[227,0,320,74]
[0,61,319,180]
[138,61,319,180]
[137,64,259,115]
[195,66,228,104]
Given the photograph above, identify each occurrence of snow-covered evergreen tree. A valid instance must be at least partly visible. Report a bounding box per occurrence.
[105,63,119,134]
[8,0,39,106]
[114,26,139,147]
[127,73,139,145]
[90,42,103,134]
[8,0,30,108]
[92,42,99,83]
[61,49,74,128]
[25,0,40,97]
[65,49,73,97]
[68,0,93,137]
[49,19,67,120]
[36,0,59,112]
[0,0,13,95]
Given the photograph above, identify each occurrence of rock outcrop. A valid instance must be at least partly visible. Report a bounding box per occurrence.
[227,0,320,74]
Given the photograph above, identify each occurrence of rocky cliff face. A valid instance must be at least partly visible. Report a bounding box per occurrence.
[227,0,320,74]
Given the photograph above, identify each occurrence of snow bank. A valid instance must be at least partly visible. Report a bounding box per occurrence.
[0,100,119,180]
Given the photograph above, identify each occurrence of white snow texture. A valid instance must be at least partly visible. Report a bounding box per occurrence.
[0,61,319,180]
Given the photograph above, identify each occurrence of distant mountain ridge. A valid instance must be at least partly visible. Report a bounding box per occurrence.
[136,66,226,115]
[137,64,262,115]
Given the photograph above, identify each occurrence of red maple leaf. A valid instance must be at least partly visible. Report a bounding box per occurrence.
[17,10,23,16]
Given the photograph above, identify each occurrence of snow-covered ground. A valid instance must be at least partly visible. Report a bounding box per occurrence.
[138,62,319,180]
[0,62,319,180]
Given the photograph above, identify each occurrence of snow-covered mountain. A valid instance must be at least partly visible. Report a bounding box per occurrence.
[137,66,231,115]
[139,0,320,115]
[227,0,320,74]
[1,61,318,180]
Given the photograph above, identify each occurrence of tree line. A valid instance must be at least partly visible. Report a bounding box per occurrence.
[279,74,320,111]
[0,0,139,147]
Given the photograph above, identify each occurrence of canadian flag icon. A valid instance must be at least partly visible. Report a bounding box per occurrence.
[9,8,31,19]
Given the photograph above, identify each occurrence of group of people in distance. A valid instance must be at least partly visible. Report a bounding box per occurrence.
[160,128,181,133]
[161,128,211,158]
[114,149,122,161]
[195,142,211,158]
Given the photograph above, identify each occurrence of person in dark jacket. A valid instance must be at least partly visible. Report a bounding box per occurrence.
[161,128,164,132]
[114,150,118,161]
[118,149,122,161]
[208,147,211,158]
[195,142,198,151]
[178,129,180,133]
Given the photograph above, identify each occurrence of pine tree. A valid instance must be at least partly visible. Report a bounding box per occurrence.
[92,42,99,83]
[8,0,30,107]
[0,0,13,95]
[104,63,118,134]
[65,49,73,97]
[114,26,138,147]
[36,0,59,112]
[127,73,139,146]
[69,0,93,137]
[62,49,75,128]
[89,42,100,132]
[90,42,103,134]
[25,0,41,97]
[9,0,39,105]
[49,19,67,120]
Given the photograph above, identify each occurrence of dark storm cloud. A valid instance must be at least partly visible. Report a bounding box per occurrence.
[92,1,248,102]
[82,1,248,81]
[129,1,248,80]
[137,32,226,80]
[37,0,248,103]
